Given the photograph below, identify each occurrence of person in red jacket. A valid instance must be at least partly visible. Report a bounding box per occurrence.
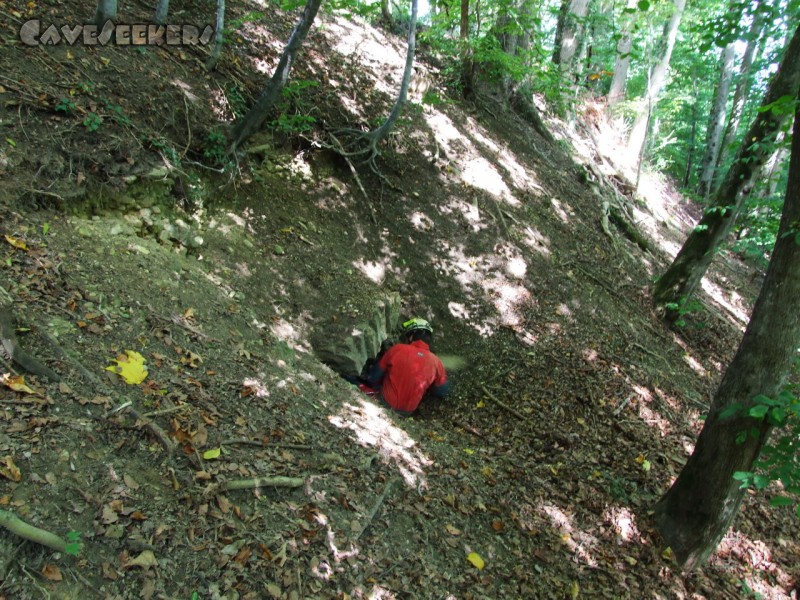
[365,317,450,415]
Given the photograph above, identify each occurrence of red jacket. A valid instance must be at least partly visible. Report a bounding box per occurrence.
[373,340,449,413]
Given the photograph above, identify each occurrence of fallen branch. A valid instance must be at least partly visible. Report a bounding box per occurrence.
[215,476,307,492]
[0,290,60,383]
[0,509,69,553]
[480,385,529,422]
[355,477,400,541]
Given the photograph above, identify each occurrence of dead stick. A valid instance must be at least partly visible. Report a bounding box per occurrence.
[356,477,400,541]
[480,385,529,422]
[220,476,307,491]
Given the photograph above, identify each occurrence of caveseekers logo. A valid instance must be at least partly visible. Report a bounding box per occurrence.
[19,19,214,46]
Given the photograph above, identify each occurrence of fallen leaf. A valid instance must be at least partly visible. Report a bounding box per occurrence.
[123,550,158,570]
[569,580,580,599]
[1,373,40,395]
[105,350,148,384]
[203,447,221,460]
[41,563,62,581]
[466,551,485,569]
[445,524,461,536]
[4,235,27,250]
[0,456,21,482]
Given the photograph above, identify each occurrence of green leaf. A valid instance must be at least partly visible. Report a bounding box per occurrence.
[748,404,769,419]
[720,403,743,419]
[636,0,650,9]
[735,430,747,444]
[769,495,794,507]
[753,474,770,489]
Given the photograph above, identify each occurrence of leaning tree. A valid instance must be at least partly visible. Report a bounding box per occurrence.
[654,91,800,568]
[653,23,800,318]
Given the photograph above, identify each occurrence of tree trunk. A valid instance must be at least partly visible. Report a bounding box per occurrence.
[627,0,685,159]
[652,24,800,313]
[154,0,170,25]
[552,0,591,72]
[370,0,419,144]
[206,0,226,71]
[607,0,637,108]
[229,0,323,151]
[697,43,736,198]
[381,0,392,22]
[715,7,764,179]
[94,0,117,26]
[682,76,699,187]
[654,98,800,570]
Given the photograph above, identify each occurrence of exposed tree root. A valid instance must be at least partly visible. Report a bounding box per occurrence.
[0,509,69,554]
[0,286,60,383]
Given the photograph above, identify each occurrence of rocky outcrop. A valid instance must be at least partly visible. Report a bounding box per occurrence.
[313,292,401,378]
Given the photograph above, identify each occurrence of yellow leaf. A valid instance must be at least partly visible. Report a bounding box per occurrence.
[476,400,485,408]
[466,552,485,569]
[100,56,111,66]
[569,580,580,599]
[576,417,585,426]
[0,456,21,482]
[4,235,27,250]
[0,373,39,395]
[661,547,674,560]
[635,454,646,465]
[203,447,221,460]
[463,448,474,455]
[445,524,461,536]
[123,550,158,570]
[105,350,148,384]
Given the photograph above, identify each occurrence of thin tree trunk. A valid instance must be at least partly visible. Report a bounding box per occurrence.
[94,0,117,26]
[553,0,590,72]
[607,0,637,108]
[683,76,699,187]
[697,43,736,197]
[715,7,764,179]
[206,0,226,71]
[370,0,419,144]
[627,0,685,159]
[381,0,392,22]
[154,0,170,25]
[652,24,800,314]
[654,99,800,570]
[229,0,323,151]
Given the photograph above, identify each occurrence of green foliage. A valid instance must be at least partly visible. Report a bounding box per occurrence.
[270,80,319,136]
[203,130,228,164]
[664,295,703,327]
[82,112,103,132]
[104,101,131,126]
[55,97,76,114]
[65,530,82,556]
[226,85,248,119]
[724,372,800,518]
[150,137,180,165]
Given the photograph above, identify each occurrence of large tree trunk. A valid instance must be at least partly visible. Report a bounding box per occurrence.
[229,0,323,151]
[94,0,117,26]
[654,98,800,570]
[154,0,170,25]
[715,7,764,179]
[652,24,800,314]
[697,43,736,197]
[607,0,637,108]
[627,0,685,159]
[206,0,226,71]
[552,0,591,73]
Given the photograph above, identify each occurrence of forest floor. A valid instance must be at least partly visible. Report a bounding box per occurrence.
[0,0,798,599]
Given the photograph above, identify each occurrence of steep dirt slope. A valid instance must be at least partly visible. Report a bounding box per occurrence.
[0,1,798,599]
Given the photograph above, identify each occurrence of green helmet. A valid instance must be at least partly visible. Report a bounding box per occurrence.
[402,317,433,335]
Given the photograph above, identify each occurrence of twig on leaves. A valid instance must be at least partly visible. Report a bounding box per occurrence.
[355,477,400,541]
[480,385,529,422]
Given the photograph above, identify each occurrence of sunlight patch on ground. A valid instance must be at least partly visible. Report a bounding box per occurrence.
[241,377,269,398]
[550,198,573,223]
[269,316,313,353]
[631,384,673,436]
[539,504,598,567]
[460,157,516,204]
[603,506,641,543]
[439,198,488,232]
[712,532,795,599]
[701,277,750,326]
[328,397,432,487]
[409,210,435,231]
[352,258,387,283]
[520,226,552,256]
